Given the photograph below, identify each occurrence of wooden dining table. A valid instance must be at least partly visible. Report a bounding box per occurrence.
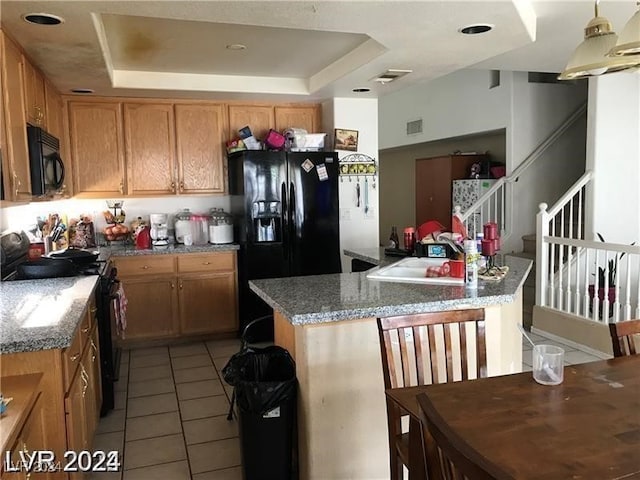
[386,355,640,479]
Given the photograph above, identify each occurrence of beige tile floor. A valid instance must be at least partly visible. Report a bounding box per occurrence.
[88,332,605,480]
[88,338,242,480]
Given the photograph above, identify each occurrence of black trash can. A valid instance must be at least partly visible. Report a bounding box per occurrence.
[222,345,297,480]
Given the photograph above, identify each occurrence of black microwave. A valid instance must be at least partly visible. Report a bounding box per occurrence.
[27,125,65,197]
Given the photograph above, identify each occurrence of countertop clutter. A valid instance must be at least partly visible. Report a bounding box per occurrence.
[250,254,533,325]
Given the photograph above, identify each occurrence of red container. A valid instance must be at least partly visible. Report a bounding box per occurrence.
[483,222,498,240]
[135,226,152,249]
[494,236,501,252]
[481,239,496,256]
[28,242,45,260]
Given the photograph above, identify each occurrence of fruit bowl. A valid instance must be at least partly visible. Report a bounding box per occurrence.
[103,223,130,242]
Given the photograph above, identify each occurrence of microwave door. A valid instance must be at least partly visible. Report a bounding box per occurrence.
[44,152,65,190]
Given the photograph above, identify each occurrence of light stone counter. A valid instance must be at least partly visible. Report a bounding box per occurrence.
[249,255,532,480]
[0,276,99,354]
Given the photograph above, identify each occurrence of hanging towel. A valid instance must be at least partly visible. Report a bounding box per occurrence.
[112,282,128,339]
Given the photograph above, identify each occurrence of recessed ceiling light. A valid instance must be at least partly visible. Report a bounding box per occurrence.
[226,44,247,51]
[70,88,94,94]
[352,87,370,93]
[22,13,64,25]
[459,24,493,35]
[370,69,413,84]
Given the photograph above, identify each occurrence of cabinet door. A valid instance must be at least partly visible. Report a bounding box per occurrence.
[178,272,238,335]
[275,106,320,133]
[68,101,125,197]
[22,58,46,127]
[119,276,179,340]
[65,370,87,461]
[175,104,227,194]
[228,105,274,142]
[1,33,32,201]
[124,103,176,196]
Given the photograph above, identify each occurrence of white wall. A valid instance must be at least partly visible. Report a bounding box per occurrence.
[586,72,640,245]
[0,195,231,239]
[323,97,379,272]
[378,69,588,253]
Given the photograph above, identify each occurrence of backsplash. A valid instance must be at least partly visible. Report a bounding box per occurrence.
[0,196,232,236]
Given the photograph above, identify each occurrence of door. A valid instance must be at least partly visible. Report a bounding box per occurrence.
[118,276,179,339]
[228,105,274,142]
[175,104,226,194]
[22,58,46,127]
[124,103,176,196]
[274,106,320,133]
[68,101,125,197]
[288,151,341,276]
[178,273,238,335]
[415,156,451,229]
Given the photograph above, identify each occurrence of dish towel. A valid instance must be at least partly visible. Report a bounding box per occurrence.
[113,282,128,339]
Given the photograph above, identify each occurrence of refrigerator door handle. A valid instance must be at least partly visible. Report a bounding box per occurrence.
[289,182,296,236]
[281,181,288,250]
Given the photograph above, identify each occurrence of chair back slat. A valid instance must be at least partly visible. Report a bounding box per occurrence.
[458,325,469,381]
[609,319,640,358]
[428,324,439,383]
[414,326,426,385]
[381,330,397,388]
[443,324,454,383]
[398,327,412,387]
[476,321,487,378]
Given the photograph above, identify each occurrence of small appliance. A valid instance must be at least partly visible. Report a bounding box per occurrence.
[209,208,234,244]
[27,125,65,197]
[174,209,192,244]
[149,213,169,246]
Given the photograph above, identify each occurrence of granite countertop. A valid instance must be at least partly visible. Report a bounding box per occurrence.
[102,243,239,259]
[250,256,533,326]
[0,276,99,354]
[343,247,399,267]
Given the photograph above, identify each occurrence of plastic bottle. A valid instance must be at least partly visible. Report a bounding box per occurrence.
[464,239,478,289]
[475,233,486,268]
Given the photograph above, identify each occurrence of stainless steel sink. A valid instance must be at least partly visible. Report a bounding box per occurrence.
[366,257,464,285]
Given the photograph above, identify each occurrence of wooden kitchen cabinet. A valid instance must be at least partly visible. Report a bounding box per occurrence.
[275,105,320,133]
[22,57,46,127]
[113,251,238,343]
[124,103,177,196]
[117,276,179,340]
[1,32,32,201]
[415,154,485,230]
[175,103,227,194]
[228,104,274,141]
[68,100,126,197]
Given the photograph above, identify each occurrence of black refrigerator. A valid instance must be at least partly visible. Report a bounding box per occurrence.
[228,150,342,334]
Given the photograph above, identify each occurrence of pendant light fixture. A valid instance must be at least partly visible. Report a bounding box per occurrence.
[608,1,640,56]
[558,0,640,80]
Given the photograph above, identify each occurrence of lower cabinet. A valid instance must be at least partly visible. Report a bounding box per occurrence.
[113,251,238,342]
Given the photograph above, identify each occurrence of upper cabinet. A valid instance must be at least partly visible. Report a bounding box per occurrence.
[1,32,32,201]
[124,103,176,196]
[275,105,321,133]
[228,104,274,141]
[22,58,46,127]
[175,104,227,194]
[68,101,126,197]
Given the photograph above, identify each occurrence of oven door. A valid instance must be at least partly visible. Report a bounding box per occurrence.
[96,265,120,416]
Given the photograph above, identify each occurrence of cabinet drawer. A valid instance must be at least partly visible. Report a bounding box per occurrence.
[63,330,83,393]
[177,252,235,273]
[114,255,176,276]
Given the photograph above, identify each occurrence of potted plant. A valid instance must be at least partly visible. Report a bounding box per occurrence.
[588,234,634,318]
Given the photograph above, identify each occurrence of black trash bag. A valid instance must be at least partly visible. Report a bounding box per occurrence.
[222,346,297,415]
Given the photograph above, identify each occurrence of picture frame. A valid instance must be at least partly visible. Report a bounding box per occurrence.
[334,129,359,152]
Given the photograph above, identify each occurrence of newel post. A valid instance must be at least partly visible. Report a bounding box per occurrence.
[536,203,549,307]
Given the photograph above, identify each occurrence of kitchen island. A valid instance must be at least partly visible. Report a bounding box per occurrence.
[250,254,532,480]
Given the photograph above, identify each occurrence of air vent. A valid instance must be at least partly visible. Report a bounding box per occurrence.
[406,119,423,135]
[528,72,571,84]
[371,69,413,84]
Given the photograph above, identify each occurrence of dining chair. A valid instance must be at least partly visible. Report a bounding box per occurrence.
[416,393,500,480]
[377,308,487,480]
[608,318,640,357]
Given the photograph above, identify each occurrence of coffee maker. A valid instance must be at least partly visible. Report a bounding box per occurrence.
[149,213,169,247]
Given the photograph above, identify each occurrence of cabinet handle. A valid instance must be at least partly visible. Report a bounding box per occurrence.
[70,353,80,362]
[90,307,98,313]
[171,282,175,289]
[82,326,90,333]
[81,365,89,397]
[13,174,20,197]
[91,339,97,361]
[203,261,211,265]
[170,181,176,193]
[119,180,124,194]
[142,265,149,270]
[179,180,184,192]
[179,282,183,289]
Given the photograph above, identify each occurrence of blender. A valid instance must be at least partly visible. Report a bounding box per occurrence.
[149,213,169,247]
